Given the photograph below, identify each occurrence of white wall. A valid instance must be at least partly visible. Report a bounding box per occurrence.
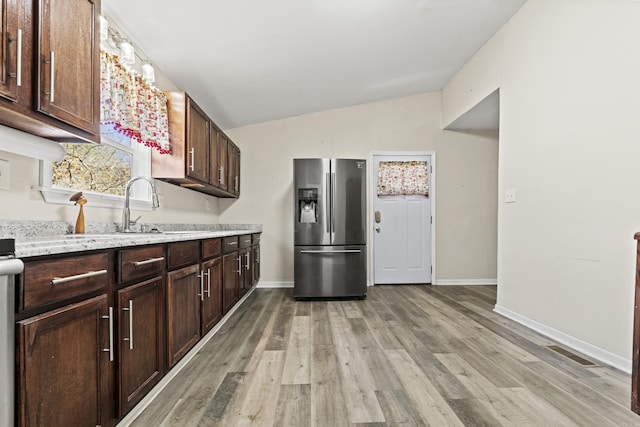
[442,0,640,365]
[221,92,498,286]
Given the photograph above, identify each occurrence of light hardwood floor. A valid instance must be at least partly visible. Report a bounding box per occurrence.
[128,285,640,426]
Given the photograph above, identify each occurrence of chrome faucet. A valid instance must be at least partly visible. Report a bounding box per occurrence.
[122,177,160,233]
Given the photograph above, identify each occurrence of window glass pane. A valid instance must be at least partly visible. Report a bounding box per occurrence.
[52,142,132,196]
[100,122,133,148]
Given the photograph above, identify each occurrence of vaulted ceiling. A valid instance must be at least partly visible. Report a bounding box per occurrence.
[103,0,526,130]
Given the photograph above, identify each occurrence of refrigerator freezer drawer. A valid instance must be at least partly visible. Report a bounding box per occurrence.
[294,245,367,299]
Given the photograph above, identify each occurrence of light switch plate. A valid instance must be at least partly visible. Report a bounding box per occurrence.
[505,188,516,203]
[0,159,10,190]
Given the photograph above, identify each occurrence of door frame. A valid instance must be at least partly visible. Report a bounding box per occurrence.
[368,151,436,286]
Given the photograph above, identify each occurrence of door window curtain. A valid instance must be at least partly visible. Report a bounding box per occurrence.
[100,50,171,154]
[377,160,429,197]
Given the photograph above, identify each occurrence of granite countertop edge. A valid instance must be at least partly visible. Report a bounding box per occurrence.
[0,221,263,258]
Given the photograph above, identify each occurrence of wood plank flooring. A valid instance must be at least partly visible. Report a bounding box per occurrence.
[125,285,640,426]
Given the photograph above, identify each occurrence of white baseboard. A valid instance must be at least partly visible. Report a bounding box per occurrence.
[494,304,631,373]
[257,281,294,288]
[435,279,497,286]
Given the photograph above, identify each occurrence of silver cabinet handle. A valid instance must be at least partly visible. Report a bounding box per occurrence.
[133,256,165,267]
[227,241,237,246]
[205,268,211,297]
[51,269,107,285]
[16,29,22,86]
[237,256,242,276]
[102,306,114,361]
[122,300,134,350]
[49,51,55,103]
[189,147,195,171]
[300,250,362,254]
[245,252,250,270]
[235,176,239,192]
[219,166,225,184]
[256,247,260,264]
[198,269,205,301]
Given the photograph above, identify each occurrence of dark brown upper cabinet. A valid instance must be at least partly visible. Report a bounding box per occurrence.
[152,90,240,198]
[0,0,100,143]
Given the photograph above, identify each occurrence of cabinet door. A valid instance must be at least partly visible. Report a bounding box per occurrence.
[227,142,240,196]
[239,247,250,297]
[36,0,100,135]
[166,264,201,367]
[0,0,21,102]
[218,132,228,191]
[17,295,114,427]
[201,257,222,334]
[186,97,209,182]
[209,124,220,187]
[117,277,164,417]
[222,252,239,313]
[252,244,260,286]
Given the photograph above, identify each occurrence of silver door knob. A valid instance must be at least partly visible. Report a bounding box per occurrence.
[375,226,380,233]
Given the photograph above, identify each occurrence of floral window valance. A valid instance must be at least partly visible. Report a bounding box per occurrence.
[377,160,429,197]
[100,50,170,154]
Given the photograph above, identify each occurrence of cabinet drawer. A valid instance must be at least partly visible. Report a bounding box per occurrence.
[21,252,110,312]
[222,236,238,254]
[167,240,200,270]
[252,233,261,245]
[238,234,252,249]
[202,238,221,259]
[118,245,165,284]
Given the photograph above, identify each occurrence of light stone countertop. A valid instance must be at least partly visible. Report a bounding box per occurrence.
[0,221,262,258]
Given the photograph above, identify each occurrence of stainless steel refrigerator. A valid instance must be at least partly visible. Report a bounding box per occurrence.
[293,158,367,299]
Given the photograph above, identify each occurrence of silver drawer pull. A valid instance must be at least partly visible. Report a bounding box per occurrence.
[133,256,165,267]
[51,269,108,285]
[227,241,237,246]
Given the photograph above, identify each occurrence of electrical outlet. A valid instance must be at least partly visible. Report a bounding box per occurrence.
[505,188,516,203]
[0,159,10,190]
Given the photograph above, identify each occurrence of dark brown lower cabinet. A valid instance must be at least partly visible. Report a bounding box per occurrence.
[17,294,114,427]
[15,234,259,426]
[223,252,239,313]
[117,277,164,416]
[166,264,201,367]
[201,256,223,334]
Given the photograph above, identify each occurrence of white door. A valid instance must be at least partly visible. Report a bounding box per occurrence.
[373,154,432,284]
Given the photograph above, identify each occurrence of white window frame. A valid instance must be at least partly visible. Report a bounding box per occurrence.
[39,135,155,211]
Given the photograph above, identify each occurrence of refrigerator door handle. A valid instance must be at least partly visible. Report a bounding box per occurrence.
[325,172,331,233]
[300,249,362,254]
[331,172,336,236]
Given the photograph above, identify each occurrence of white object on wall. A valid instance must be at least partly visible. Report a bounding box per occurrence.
[0,125,65,162]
